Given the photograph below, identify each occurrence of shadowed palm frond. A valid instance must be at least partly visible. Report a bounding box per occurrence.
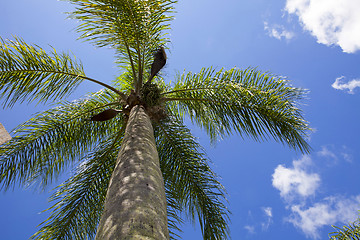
[0,90,123,190]
[0,37,123,107]
[166,190,184,240]
[31,135,122,240]
[164,67,311,153]
[155,115,230,240]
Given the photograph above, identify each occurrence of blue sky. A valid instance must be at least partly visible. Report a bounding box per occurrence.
[1,0,360,239]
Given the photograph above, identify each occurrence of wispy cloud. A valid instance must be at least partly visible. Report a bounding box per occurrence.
[243,207,274,234]
[244,225,255,234]
[341,152,353,163]
[317,145,353,164]
[264,21,295,40]
[285,0,360,53]
[272,156,320,201]
[317,146,336,159]
[332,76,360,94]
[288,196,360,239]
[261,207,273,231]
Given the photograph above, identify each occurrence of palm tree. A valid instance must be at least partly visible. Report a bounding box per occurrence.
[0,0,311,239]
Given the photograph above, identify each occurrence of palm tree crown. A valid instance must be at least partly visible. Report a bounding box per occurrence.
[0,0,311,239]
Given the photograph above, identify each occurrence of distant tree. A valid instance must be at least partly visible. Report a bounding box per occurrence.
[0,0,311,239]
[329,216,360,239]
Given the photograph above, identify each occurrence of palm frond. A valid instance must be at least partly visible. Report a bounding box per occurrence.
[67,0,176,90]
[166,190,185,240]
[31,135,121,240]
[329,218,360,240]
[0,90,122,190]
[0,37,122,107]
[164,67,311,153]
[154,116,230,240]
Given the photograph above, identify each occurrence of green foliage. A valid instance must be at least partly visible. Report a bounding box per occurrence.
[155,115,230,239]
[165,67,311,153]
[0,90,121,190]
[67,0,176,90]
[0,37,86,108]
[31,136,121,240]
[0,0,311,239]
[329,217,360,240]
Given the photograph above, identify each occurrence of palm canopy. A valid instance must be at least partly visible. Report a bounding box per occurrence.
[0,0,311,239]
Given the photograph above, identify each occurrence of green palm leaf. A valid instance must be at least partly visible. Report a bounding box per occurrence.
[163,67,311,153]
[155,115,230,239]
[0,90,122,190]
[31,135,121,240]
[0,37,100,107]
[67,0,176,90]
[329,217,360,240]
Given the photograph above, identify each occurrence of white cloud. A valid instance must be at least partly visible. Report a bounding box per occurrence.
[263,207,273,218]
[261,207,273,231]
[288,195,360,239]
[244,225,255,234]
[341,152,353,163]
[285,0,360,53]
[264,21,295,40]
[332,76,360,94]
[317,146,336,159]
[317,146,338,164]
[273,149,359,239]
[317,145,354,164]
[272,156,320,200]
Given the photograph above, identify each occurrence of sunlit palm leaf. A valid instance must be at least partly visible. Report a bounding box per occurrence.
[31,135,121,240]
[67,0,176,88]
[0,37,88,107]
[164,67,311,153]
[329,218,360,240]
[0,90,121,190]
[155,115,230,239]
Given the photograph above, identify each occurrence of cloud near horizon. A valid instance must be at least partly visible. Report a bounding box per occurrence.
[285,0,360,53]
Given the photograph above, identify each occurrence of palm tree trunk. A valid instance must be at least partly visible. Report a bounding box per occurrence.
[96,105,169,240]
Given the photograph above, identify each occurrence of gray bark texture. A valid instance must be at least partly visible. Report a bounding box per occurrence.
[0,122,11,145]
[96,105,169,240]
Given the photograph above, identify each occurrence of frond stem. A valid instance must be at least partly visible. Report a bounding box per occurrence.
[3,69,127,100]
[124,42,137,84]
[65,102,121,123]
[161,87,223,96]
[162,97,214,103]
[123,0,143,94]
